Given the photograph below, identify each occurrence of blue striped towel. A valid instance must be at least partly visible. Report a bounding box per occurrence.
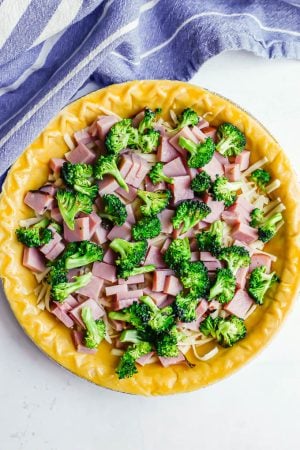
[0,0,299,187]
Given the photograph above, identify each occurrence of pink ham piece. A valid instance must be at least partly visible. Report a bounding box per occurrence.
[144,176,166,192]
[49,158,65,174]
[113,297,138,311]
[160,237,171,254]
[163,157,187,177]
[44,241,65,261]
[132,110,145,127]
[192,126,206,142]
[171,175,194,204]
[40,184,57,196]
[103,248,116,264]
[124,155,140,186]
[232,196,254,214]
[115,289,144,302]
[98,176,119,195]
[157,137,179,163]
[172,228,195,239]
[201,126,217,141]
[51,304,74,328]
[203,194,224,223]
[163,275,182,296]
[92,262,117,283]
[159,209,174,234]
[168,126,198,155]
[144,245,167,268]
[74,129,93,145]
[50,207,63,223]
[202,155,224,181]
[224,163,241,182]
[67,269,80,281]
[96,115,119,140]
[224,289,254,319]
[118,274,145,285]
[152,269,175,292]
[63,217,91,242]
[203,260,222,271]
[234,240,253,255]
[88,211,101,236]
[119,153,134,178]
[143,287,168,306]
[197,118,210,129]
[191,251,199,261]
[23,247,46,272]
[76,275,104,299]
[66,142,96,164]
[91,226,108,245]
[69,298,104,328]
[40,227,62,255]
[179,299,209,331]
[235,150,250,171]
[72,330,97,354]
[24,191,53,215]
[136,352,155,366]
[159,353,185,367]
[231,222,258,244]
[129,154,149,188]
[107,222,131,241]
[221,210,241,226]
[249,253,272,272]
[64,295,79,308]
[105,284,128,297]
[214,152,229,166]
[236,267,249,289]
[115,185,137,203]
[125,204,135,224]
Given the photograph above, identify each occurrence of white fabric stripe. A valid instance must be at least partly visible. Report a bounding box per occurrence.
[0,32,63,97]
[32,0,83,47]
[111,10,300,66]
[0,0,32,48]
[0,0,160,148]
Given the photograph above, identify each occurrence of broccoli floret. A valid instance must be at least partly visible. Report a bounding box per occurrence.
[179,261,209,298]
[61,162,97,199]
[109,238,148,276]
[175,108,199,130]
[81,306,106,349]
[172,199,211,234]
[118,264,156,280]
[16,218,52,247]
[99,194,127,226]
[137,189,171,216]
[46,265,68,286]
[196,220,225,256]
[249,168,271,192]
[56,189,93,230]
[218,245,251,275]
[116,340,152,379]
[164,237,191,271]
[155,326,183,357]
[249,208,264,228]
[191,171,212,194]
[216,122,246,157]
[138,107,161,134]
[178,136,215,168]
[200,315,246,347]
[94,155,129,192]
[173,292,199,323]
[105,118,138,155]
[50,272,92,302]
[149,162,174,185]
[140,295,175,332]
[248,266,279,305]
[209,268,236,304]
[63,241,104,269]
[132,216,161,240]
[257,212,283,243]
[139,129,160,153]
[109,301,152,330]
[211,175,242,207]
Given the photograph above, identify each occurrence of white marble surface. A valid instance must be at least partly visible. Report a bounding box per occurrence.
[0,51,300,450]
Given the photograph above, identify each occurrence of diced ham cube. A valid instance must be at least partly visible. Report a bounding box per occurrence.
[113,297,138,311]
[163,275,182,296]
[24,191,53,215]
[231,223,258,244]
[249,253,272,272]
[49,158,65,174]
[115,185,137,202]
[235,150,250,171]
[72,330,97,354]
[98,176,119,195]
[143,287,168,306]
[214,152,229,166]
[169,126,198,155]
[74,129,93,145]
[144,176,166,192]
[191,126,206,142]
[76,275,104,299]
[91,226,108,245]
[51,304,74,328]
[50,207,63,223]
[197,118,210,129]
[105,284,128,297]
[118,274,145,285]
[171,175,194,204]
[203,260,222,271]
[132,110,145,127]
[44,241,65,261]
[124,154,141,186]
[160,237,171,254]
[202,155,224,181]
[136,352,155,366]
[163,157,187,177]
[157,137,179,163]
[69,298,104,328]
[224,289,254,319]
[107,222,131,241]
[152,269,175,292]
[103,248,116,264]
[159,209,174,234]
[23,247,46,273]
[201,126,217,141]
[144,245,167,268]
[92,262,117,282]
[40,184,57,196]
[203,194,224,223]
[236,267,249,289]
[159,353,185,367]
[221,210,241,226]
[66,142,96,164]
[67,269,80,281]
[63,217,91,242]
[172,228,195,239]
[224,164,241,182]
[129,154,149,188]
[200,251,218,261]
[88,211,101,236]
[125,204,135,224]
[234,240,253,254]
[191,251,199,261]
[119,154,134,178]
[115,289,144,301]
[64,295,79,308]
[40,229,62,255]
[96,115,119,140]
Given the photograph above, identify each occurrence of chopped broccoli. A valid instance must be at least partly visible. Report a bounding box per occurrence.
[211,175,242,207]
[94,155,129,192]
[109,301,152,330]
[149,162,174,185]
[50,272,92,302]
[99,194,127,226]
[155,326,184,357]
[109,238,148,277]
[81,306,106,349]
[46,265,68,286]
[61,162,97,199]
[249,208,264,228]
[175,108,199,130]
[139,129,160,153]
[63,241,104,269]
[132,216,161,241]
[248,266,279,305]
[178,136,215,168]
[218,245,251,275]
[137,189,171,216]
[56,189,93,230]
[178,261,209,298]
[16,218,52,247]
[216,122,246,157]
[200,315,246,347]
[249,168,271,192]
[191,171,212,194]
[164,237,191,271]
[196,220,225,256]
[116,339,152,379]
[172,199,211,234]
[117,264,156,280]
[140,295,175,332]
[257,212,283,243]
[138,107,161,134]
[173,292,199,323]
[105,118,139,155]
[208,268,236,304]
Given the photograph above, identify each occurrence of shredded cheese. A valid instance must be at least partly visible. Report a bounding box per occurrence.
[63,133,75,151]
[265,179,281,194]
[243,156,268,177]
[192,345,219,361]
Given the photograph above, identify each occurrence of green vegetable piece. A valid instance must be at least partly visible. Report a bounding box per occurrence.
[218,245,251,276]
[172,199,211,234]
[132,216,161,241]
[94,154,129,192]
[99,194,127,226]
[248,266,279,304]
[81,306,106,349]
[216,122,246,157]
[56,189,93,230]
[149,162,174,185]
[208,268,236,304]
[178,136,215,168]
[50,272,92,302]
[211,175,242,207]
[191,171,212,194]
[137,189,171,216]
[16,218,52,247]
